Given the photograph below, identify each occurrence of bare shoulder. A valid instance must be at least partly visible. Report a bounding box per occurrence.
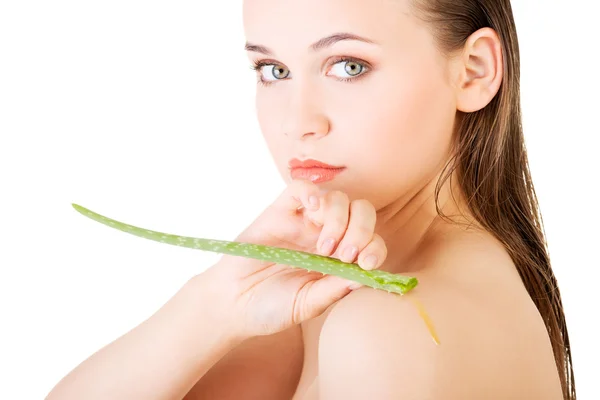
[317,228,563,399]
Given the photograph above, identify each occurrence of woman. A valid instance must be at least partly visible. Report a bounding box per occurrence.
[46,0,575,399]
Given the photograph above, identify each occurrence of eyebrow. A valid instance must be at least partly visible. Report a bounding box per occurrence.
[244,32,377,56]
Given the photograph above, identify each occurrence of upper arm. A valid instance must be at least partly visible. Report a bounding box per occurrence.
[316,272,537,400]
[317,286,444,400]
[183,324,303,400]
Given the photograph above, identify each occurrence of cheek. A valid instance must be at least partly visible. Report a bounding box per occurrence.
[255,92,285,145]
[341,69,455,167]
[252,65,456,192]
[255,93,274,133]
[254,92,295,179]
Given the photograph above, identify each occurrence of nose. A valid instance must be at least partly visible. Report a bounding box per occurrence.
[280,83,330,140]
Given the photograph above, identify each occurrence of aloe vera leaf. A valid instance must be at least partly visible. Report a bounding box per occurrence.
[71,203,418,295]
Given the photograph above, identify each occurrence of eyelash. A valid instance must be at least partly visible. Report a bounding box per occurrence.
[249,56,371,87]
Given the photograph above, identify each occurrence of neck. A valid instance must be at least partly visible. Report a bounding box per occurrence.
[374,167,479,272]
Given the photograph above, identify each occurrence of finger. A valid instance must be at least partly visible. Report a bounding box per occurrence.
[296,275,360,322]
[356,233,387,270]
[334,199,377,264]
[316,191,350,257]
[274,179,323,215]
[302,196,326,228]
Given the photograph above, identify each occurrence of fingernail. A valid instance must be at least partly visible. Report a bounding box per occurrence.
[309,195,319,209]
[320,238,336,255]
[363,255,378,269]
[348,282,364,290]
[342,246,358,263]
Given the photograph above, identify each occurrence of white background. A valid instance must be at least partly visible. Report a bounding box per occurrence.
[1,1,598,398]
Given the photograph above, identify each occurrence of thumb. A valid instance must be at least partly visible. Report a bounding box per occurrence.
[301,275,363,320]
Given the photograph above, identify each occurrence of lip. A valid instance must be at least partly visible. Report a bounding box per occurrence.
[288,158,346,184]
[290,166,345,183]
[288,158,344,169]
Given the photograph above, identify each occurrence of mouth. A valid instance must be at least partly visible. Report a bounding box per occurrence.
[288,158,344,169]
[289,166,346,184]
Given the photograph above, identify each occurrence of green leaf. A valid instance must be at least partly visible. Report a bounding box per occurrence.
[71,203,418,295]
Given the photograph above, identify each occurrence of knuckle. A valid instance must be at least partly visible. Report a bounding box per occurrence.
[319,216,348,251]
[323,199,349,228]
[354,225,374,239]
[369,234,388,255]
[336,223,373,255]
[350,199,376,219]
[351,198,374,211]
[349,200,376,232]
[336,190,350,203]
[338,226,372,254]
[329,215,349,231]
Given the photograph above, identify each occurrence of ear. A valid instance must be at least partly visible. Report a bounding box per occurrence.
[453,27,504,113]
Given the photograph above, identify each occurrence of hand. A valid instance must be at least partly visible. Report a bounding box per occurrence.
[202,179,388,339]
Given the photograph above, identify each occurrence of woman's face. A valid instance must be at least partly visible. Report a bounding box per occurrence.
[242,0,458,211]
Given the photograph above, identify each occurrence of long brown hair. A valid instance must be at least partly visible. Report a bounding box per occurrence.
[410,0,575,398]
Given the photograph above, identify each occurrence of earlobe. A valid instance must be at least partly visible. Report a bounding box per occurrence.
[454,27,504,113]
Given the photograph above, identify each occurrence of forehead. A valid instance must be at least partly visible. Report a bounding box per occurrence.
[242,0,412,50]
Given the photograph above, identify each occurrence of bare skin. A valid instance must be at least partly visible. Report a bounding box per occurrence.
[242,0,564,398]
[292,199,563,399]
[44,0,564,398]
[243,0,495,269]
